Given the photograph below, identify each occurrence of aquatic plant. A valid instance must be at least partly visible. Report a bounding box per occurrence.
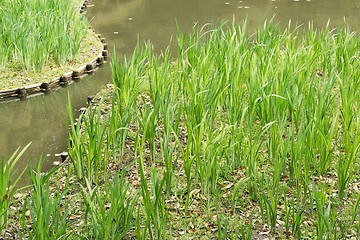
[66,97,113,185]
[0,0,89,70]
[0,143,30,234]
[107,19,360,237]
[10,18,360,238]
[81,168,138,239]
[18,158,74,239]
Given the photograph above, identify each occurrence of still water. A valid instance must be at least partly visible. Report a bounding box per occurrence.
[1,0,360,186]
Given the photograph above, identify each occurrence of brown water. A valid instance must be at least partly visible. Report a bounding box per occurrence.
[1,0,360,186]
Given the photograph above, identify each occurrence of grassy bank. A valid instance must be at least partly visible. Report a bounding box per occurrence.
[0,0,103,89]
[3,19,360,239]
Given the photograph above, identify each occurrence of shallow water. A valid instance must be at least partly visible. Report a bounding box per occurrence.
[1,0,360,186]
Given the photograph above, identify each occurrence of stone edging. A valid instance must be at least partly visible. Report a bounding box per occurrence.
[0,1,108,103]
[80,0,89,14]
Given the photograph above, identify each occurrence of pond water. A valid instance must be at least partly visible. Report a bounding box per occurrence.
[1,0,360,186]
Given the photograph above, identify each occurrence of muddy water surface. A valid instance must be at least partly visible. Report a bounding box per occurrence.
[1,0,360,186]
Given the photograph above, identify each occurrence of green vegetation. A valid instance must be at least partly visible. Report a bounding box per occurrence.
[0,0,103,89]
[0,144,29,233]
[18,158,73,239]
[3,19,360,239]
[0,0,88,71]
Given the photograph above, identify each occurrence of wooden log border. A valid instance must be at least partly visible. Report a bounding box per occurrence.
[0,1,109,103]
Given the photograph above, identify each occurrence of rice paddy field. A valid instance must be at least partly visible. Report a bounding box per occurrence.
[3,19,360,239]
[0,0,102,89]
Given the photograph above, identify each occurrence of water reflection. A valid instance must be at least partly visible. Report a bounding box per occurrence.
[89,0,360,56]
[0,66,112,187]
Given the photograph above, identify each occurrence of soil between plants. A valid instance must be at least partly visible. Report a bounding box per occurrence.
[3,83,360,240]
[2,85,270,239]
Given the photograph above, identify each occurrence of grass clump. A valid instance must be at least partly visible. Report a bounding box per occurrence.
[4,19,360,239]
[0,0,103,90]
[0,0,89,71]
[0,31,103,89]
[18,158,73,239]
[0,144,29,234]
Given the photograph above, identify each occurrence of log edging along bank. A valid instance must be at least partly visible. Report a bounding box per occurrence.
[0,1,109,103]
